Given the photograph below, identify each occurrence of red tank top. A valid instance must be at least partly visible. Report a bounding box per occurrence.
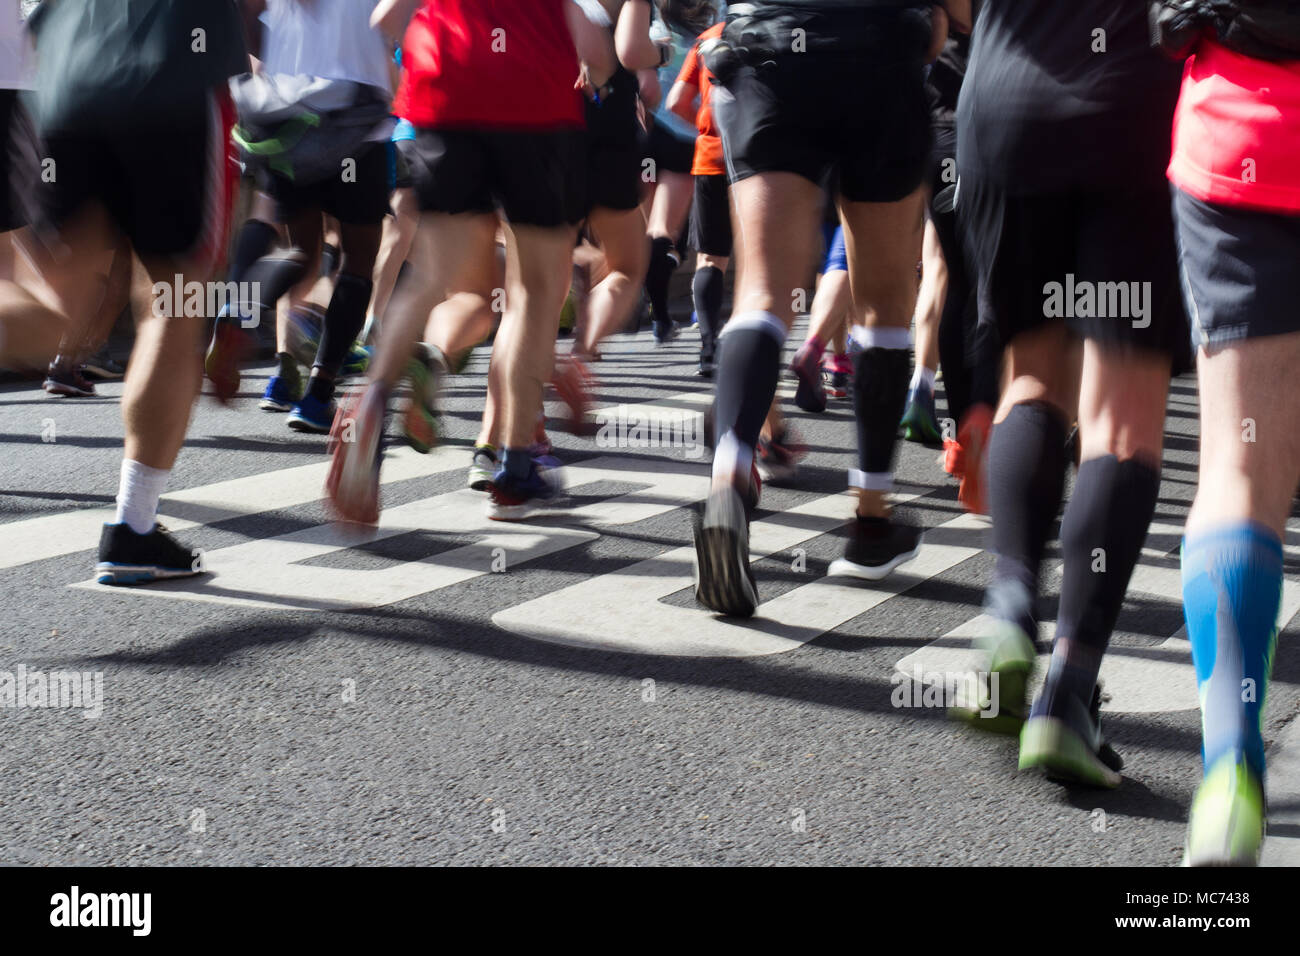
[394,0,584,131]
[1169,39,1300,214]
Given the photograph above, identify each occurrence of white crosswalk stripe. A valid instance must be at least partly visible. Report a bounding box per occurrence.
[3,386,1295,714]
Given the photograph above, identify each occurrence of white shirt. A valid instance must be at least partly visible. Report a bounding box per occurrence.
[261,0,392,94]
[0,0,33,90]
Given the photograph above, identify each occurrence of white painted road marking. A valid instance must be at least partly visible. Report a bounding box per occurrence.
[896,521,1300,713]
[493,505,986,658]
[70,456,710,611]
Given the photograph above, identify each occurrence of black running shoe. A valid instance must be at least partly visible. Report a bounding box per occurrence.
[692,486,758,617]
[1019,682,1123,788]
[95,523,204,586]
[44,364,97,397]
[80,347,126,380]
[828,515,923,581]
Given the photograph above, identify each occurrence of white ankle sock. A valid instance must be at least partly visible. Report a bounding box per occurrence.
[910,365,936,394]
[114,459,170,534]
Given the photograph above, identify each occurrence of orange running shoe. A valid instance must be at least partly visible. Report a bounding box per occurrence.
[956,404,993,516]
[325,385,386,525]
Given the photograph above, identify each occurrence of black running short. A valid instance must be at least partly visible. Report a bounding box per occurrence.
[585,68,643,212]
[36,88,233,268]
[690,172,732,257]
[961,176,1191,370]
[711,7,931,203]
[404,127,586,228]
[0,90,41,232]
[645,114,695,176]
[265,139,390,226]
[1173,187,1300,348]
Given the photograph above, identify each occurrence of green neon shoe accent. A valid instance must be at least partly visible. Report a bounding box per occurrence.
[949,620,1035,735]
[1185,756,1264,867]
[1018,715,1121,789]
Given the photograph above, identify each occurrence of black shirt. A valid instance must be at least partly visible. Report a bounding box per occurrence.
[926,30,969,129]
[30,0,247,135]
[957,0,1183,193]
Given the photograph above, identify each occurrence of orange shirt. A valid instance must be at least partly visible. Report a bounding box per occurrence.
[678,23,726,176]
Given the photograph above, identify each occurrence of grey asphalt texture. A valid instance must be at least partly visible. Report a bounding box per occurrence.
[1,319,1297,866]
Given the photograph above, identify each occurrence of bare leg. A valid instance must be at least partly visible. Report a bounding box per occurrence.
[838,186,927,517]
[496,222,578,450]
[579,205,649,354]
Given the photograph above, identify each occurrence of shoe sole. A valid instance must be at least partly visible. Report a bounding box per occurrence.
[259,399,294,412]
[1019,717,1122,789]
[468,469,494,492]
[826,538,923,582]
[44,384,96,397]
[287,414,332,434]
[95,564,202,586]
[692,521,758,617]
[485,496,555,521]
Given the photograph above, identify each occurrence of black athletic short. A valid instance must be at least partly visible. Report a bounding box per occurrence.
[265,139,390,225]
[391,138,415,191]
[0,90,41,232]
[690,172,732,257]
[928,125,957,207]
[645,114,695,176]
[711,7,931,202]
[961,175,1191,371]
[36,89,231,265]
[1173,187,1300,348]
[405,127,586,228]
[586,68,642,212]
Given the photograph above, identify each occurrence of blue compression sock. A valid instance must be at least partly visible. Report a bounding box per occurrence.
[1182,522,1283,779]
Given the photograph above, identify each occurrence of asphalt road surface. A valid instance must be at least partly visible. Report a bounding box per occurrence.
[2,319,1298,866]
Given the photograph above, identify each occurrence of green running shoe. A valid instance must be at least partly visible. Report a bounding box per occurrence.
[342,341,371,377]
[1018,684,1123,789]
[900,384,943,444]
[1185,756,1265,866]
[401,343,445,454]
[949,619,1036,735]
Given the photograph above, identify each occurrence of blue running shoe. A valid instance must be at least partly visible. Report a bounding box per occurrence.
[287,392,337,434]
[260,368,302,412]
[342,341,371,377]
[485,460,564,521]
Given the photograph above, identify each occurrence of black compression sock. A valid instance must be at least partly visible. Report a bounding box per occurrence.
[646,236,678,328]
[306,371,334,404]
[692,266,725,361]
[320,242,340,279]
[852,346,912,484]
[314,273,372,375]
[276,351,296,378]
[228,219,277,285]
[984,400,1069,637]
[713,315,783,472]
[1035,455,1161,716]
[242,250,310,314]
